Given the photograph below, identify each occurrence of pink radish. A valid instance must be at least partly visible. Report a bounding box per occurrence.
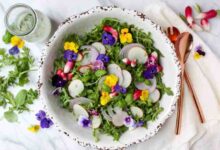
[200,18,210,31]
[76,52,83,62]
[103,26,118,41]
[130,106,143,118]
[134,77,157,93]
[107,64,124,85]
[60,72,67,80]
[190,23,203,32]
[150,89,160,103]
[56,68,63,76]
[185,6,193,25]
[121,70,132,88]
[78,65,92,74]
[122,58,131,65]
[64,61,74,73]
[196,9,217,19]
[120,43,145,58]
[112,111,128,127]
[127,47,148,64]
[67,73,73,80]
[110,92,118,98]
[133,90,142,100]
[92,42,106,54]
[130,59,137,67]
[68,79,84,98]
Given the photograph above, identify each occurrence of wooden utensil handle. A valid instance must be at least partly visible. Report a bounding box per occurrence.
[184,72,206,123]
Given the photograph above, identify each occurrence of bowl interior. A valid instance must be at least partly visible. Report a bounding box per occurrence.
[40,7,180,149]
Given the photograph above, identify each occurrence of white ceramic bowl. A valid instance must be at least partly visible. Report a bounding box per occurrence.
[39,6,181,149]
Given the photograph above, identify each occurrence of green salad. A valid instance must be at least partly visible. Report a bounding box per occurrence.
[51,18,173,141]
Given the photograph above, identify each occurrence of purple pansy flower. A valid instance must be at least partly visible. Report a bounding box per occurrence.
[78,115,91,128]
[40,118,54,128]
[92,60,105,70]
[52,75,67,87]
[35,110,46,121]
[195,45,206,56]
[64,50,78,61]
[143,65,157,79]
[123,116,135,127]
[96,54,110,63]
[52,87,62,96]
[113,84,127,94]
[121,87,127,94]
[102,32,115,46]
[9,46,19,55]
[135,120,144,127]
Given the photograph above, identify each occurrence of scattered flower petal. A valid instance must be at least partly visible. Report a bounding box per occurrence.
[40,118,54,128]
[9,46,19,55]
[78,115,91,128]
[10,36,25,48]
[35,110,46,121]
[27,125,40,133]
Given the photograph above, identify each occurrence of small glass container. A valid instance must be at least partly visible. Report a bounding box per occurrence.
[4,3,51,43]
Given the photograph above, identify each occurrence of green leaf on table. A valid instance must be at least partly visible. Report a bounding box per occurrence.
[4,111,18,122]
[15,89,27,106]
[164,87,174,96]
[179,13,188,24]
[194,3,202,13]
[2,30,13,44]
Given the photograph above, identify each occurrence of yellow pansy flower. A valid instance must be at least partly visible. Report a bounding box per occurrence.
[194,52,202,60]
[104,74,118,87]
[27,125,40,133]
[140,90,149,101]
[64,42,79,53]
[100,91,111,106]
[11,36,25,48]
[119,28,133,44]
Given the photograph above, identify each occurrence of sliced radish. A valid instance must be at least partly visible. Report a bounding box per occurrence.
[73,104,89,117]
[150,89,160,103]
[76,52,83,62]
[120,43,145,58]
[114,107,122,113]
[107,64,123,85]
[134,77,157,93]
[101,109,112,121]
[121,70,132,88]
[78,65,92,74]
[92,42,106,54]
[112,111,128,127]
[130,106,143,118]
[127,47,148,64]
[68,79,84,98]
[92,115,102,128]
[80,46,99,65]
[98,76,106,91]
[69,97,91,108]
[107,106,114,117]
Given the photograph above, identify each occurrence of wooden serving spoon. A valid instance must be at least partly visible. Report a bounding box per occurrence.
[174,32,193,135]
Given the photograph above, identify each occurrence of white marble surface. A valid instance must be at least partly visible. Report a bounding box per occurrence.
[0,0,220,150]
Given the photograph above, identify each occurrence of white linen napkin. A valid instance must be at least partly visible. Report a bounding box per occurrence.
[128,2,220,150]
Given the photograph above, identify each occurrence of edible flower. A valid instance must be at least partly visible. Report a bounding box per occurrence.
[35,110,46,121]
[119,28,133,44]
[40,118,54,128]
[64,50,78,61]
[104,74,118,87]
[194,45,205,60]
[102,32,115,46]
[96,54,110,63]
[27,125,40,133]
[123,116,135,128]
[135,120,144,127]
[78,115,91,128]
[140,90,149,101]
[146,55,157,68]
[143,65,157,79]
[92,60,105,70]
[113,84,127,94]
[64,42,79,53]
[52,74,67,87]
[100,91,111,106]
[10,36,25,48]
[9,46,20,55]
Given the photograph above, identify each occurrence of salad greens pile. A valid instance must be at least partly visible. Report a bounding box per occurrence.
[52,18,173,141]
[0,31,38,122]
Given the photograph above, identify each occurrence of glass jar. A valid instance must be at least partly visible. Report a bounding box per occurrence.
[4,3,51,43]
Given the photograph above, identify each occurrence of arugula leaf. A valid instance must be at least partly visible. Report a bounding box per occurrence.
[2,30,13,44]
[15,89,27,107]
[4,111,18,122]
[95,70,107,77]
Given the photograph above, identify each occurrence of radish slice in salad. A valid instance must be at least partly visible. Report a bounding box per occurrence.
[114,107,122,113]
[150,89,160,103]
[76,52,83,62]
[69,97,91,107]
[112,111,128,127]
[80,46,99,65]
[78,65,92,74]
[120,43,145,58]
[92,42,106,54]
[107,64,123,85]
[134,77,157,93]
[121,70,132,88]
[107,106,114,117]
[68,79,84,98]
[92,115,102,128]
[127,47,148,64]
[73,104,89,117]
[101,109,112,121]
[130,106,143,118]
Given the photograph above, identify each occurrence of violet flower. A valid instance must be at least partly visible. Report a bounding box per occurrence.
[64,50,78,61]
[135,120,144,127]
[143,65,157,79]
[123,116,135,127]
[52,87,62,96]
[96,54,110,63]
[78,115,91,128]
[102,32,115,46]
[113,84,127,94]
[146,55,157,68]
[52,75,66,87]
[9,46,19,55]
[35,110,46,121]
[40,118,54,128]
[197,49,206,56]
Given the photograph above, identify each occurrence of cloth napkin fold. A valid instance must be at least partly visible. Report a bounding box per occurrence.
[129,2,220,150]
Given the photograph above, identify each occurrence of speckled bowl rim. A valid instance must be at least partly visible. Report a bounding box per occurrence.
[38,6,181,150]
